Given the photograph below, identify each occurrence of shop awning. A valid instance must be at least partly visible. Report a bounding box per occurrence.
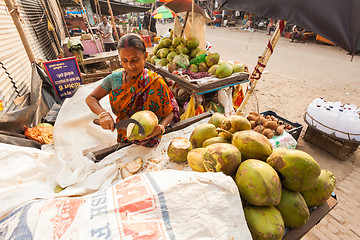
[91,0,151,15]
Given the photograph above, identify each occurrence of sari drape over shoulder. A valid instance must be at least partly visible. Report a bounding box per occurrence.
[109,69,179,147]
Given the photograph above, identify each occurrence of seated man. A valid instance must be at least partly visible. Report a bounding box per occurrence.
[291,25,305,42]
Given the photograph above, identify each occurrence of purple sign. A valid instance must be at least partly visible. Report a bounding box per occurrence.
[43,57,82,100]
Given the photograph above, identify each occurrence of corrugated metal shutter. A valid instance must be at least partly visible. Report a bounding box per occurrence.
[16,0,58,60]
[0,0,32,113]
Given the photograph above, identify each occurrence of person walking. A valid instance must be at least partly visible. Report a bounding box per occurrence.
[96,16,116,51]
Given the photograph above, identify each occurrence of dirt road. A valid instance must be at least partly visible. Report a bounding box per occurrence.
[157,22,360,180]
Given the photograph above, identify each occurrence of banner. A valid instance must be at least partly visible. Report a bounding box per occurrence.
[43,57,82,100]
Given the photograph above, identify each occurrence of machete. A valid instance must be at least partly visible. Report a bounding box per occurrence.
[93,118,145,136]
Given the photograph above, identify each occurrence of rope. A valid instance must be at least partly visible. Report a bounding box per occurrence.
[0,61,20,97]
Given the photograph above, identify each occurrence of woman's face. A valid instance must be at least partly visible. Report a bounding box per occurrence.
[119,47,146,80]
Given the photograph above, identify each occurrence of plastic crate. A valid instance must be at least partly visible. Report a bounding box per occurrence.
[260,110,303,141]
[303,125,359,160]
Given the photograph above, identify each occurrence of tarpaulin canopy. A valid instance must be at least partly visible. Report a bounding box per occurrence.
[91,0,151,15]
[216,0,360,55]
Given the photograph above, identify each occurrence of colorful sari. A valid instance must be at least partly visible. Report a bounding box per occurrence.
[109,69,179,147]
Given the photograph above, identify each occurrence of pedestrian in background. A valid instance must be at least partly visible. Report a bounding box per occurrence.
[96,16,116,51]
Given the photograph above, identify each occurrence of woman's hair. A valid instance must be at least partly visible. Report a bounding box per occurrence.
[117,33,146,54]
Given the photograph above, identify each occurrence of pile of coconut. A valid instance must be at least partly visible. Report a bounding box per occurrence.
[165,112,336,240]
[147,36,248,79]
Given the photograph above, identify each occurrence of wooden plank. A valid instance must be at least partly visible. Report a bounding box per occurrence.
[82,111,214,161]
[283,196,338,240]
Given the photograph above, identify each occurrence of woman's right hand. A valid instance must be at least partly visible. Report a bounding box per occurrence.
[99,114,115,132]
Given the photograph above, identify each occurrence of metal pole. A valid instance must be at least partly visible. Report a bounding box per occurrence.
[39,0,63,57]
[4,0,36,63]
[55,0,71,39]
[237,21,287,114]
[191,0,194,36]
[79,0,101,52]
[106,0,119,42]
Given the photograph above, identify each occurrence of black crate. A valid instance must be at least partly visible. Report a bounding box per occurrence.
[260,110,303,141]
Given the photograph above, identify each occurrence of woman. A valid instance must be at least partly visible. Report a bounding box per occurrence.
[86,33,179,148]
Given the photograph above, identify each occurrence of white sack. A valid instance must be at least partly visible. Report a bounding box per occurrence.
[53,81,117,160]
[0,170,252,240]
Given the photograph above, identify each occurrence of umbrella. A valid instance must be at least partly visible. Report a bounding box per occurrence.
[151,5,176,19]
[216,0,360,55]
[165,0,206,17]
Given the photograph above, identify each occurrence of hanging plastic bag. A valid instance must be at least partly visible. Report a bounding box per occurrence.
[218,88,235,116]
[180,96,195,121]
[233,84,245,110]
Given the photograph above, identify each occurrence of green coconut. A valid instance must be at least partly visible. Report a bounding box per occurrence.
[221,115,251,133]
[205,53,220,67]
[187,148,207,172]
[208,112,226,128]
[167,137,193,162]
[300,169,336,208]
[202,136,230,148]
[244,205,285,240]
[215,63,233,78]
[186,36,200,49]
[236,159,282,206]
[189,123,218,148]
[275,188,310,228]
[232,130,273,161]
[126,110,158,141]
[203,143,242,176]
[266,148,321,192]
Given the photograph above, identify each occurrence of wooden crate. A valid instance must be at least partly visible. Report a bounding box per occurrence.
[303,125,359,160]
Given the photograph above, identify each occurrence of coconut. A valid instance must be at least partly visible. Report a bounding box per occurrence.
[203,143,242,176]
[244,205,285,240]
[188,64,198,73]
[215,63,233,78]
[167,137,193,162]
[208,64,219,75]
[300,170,336,208]
[205,53,220,67]
[172,37,184,48]
[236,159,282,206]
[190,48,201,58]
[167,51,177,62]
[187,148,207,172]
[221,115,252,133]
[159,48,170,58]
[126,110,158,141]
[232,130,273,161]
[186,36,200,49]
[198,62,209,72]
[276,188,310,228]
[156,58,168,67]
[167,62,178,73]
[202,136,230,148]
[189,123,218,148]
[266,148,321,191]
[232,63,246,73]
[162,38,172,48]
[208,112,226,128]
[176,44,190,55]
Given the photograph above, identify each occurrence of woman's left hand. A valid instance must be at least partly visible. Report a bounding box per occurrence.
[139,124,163,141]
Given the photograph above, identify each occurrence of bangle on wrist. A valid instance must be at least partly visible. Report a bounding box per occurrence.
[98,111,109,119]
[159,124,165,135]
